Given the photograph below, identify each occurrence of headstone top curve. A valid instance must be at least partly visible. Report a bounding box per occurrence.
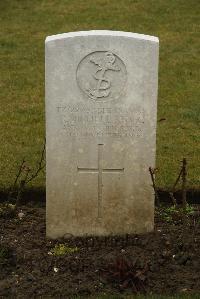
[45,30,159,43]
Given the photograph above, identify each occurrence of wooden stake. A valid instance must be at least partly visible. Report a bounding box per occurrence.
[149,167,159,205]
[182,158,187,208]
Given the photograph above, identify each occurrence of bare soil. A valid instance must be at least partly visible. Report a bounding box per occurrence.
[0,202,200,298]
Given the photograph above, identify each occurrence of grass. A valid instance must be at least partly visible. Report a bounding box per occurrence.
[74,294,200,299]
[0,0,199,190]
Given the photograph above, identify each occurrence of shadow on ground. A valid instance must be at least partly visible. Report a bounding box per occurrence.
[0,188,199,205]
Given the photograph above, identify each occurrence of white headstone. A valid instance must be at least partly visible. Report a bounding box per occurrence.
[45,30,159,238]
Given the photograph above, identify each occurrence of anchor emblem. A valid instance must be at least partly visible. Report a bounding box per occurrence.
[86,52,120,100]
[77,51,127,102]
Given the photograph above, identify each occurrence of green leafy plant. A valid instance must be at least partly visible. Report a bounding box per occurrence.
[50,244,79,256]
[161,204,195,223]
[184,204,195,216]
[0,203,16,218]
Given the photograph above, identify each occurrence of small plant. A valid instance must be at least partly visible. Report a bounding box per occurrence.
[184,204,195,215]
[163,206,178,222]
[50,244,79,256]
[8,142,45,207]
[101,256,148,293]
[0,203,16,218]
[161,204,195,223]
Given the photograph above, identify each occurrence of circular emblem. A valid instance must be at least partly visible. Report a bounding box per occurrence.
[76,51,127,101]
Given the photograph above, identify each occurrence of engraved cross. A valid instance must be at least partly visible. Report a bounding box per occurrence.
[77,144,124,219]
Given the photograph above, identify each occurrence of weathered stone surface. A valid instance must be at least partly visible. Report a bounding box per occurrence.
[45,30,159,238]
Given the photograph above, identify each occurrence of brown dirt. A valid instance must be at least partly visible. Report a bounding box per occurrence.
[0,202,200,298]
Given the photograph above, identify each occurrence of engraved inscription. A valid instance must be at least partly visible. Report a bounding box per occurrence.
[77,144,124,219]
[77,51,127,101]
[57,103,144,138]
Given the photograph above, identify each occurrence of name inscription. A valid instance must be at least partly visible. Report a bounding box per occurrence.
[57,103,144,138]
